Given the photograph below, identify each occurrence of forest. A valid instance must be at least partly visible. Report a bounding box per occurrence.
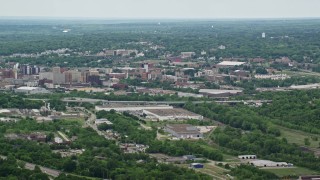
[184,89,320,174]
[0,118,211,179]
[1,19,320,64]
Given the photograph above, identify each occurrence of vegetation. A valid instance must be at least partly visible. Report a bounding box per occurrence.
[0,118,210,179]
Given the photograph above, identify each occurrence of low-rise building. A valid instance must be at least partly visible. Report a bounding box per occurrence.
[216,61,245,68]
[190,163,204,169]
[181,52,195,59]
[54,137,63,144]
[95,118,113,125]
[143,108,203,121]
[254,74,290,80]
[250,160,290,167]
[199,89,243,98]
[177,92,204,98]
[165,124,203,139]
[15,86,50,94]
[95,104,173,112]
[299,175,320,180]
[238,155,257,160]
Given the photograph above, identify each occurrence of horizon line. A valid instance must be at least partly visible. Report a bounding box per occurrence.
[1,16,320,21]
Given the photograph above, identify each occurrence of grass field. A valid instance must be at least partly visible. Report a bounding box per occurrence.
[282,70,320,77]
[275,125,320,148]
[178,163,229,180]
[262,167,319,177]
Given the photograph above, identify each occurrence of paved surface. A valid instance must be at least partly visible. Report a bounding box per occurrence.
[27,97,272,105]
[61,98,272,105]
[25,162,61,177]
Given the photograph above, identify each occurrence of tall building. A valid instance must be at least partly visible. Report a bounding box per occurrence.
[52,67,61,74]
[1,69,15,79]
[21,65,40,75]
[262,32,266,38]
[87,75,102,86]
[142,63,149,73]
[64,70,81,84]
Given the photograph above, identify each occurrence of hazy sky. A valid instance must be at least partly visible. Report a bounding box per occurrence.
[0,0,319,19]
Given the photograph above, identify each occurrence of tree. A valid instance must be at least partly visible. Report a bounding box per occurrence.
[63,159,77,172]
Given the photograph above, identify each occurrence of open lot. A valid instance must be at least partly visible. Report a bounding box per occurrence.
[275,125,320,148]
[262,166,319,177]
[178,163,230,180]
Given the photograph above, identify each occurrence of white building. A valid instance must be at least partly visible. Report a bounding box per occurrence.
[54,137,63,144]
[217,61,246,67]
[250,160,290,167]
[199,89,243,97]
[181,52,196,59]
[15,87,50,94]
[143,108,203,121]
[218,45,226,50]
[262,32,266,38]
[95,105,173,112]
[238,155,257,160]
[254,74,290,80]
[95,118,113,125]
[177,92,204,98]
[165,124,203,139]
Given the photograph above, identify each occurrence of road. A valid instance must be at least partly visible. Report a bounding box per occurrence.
[0,155,61,177]
[85,111,115,140]
[61,98,272,105]
[26,98,272,105]
[24,162,61,177]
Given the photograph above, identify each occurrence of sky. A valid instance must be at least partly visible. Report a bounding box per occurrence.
[0,0,320,19]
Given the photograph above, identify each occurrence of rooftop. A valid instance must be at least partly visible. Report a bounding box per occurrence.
[16,86,39,90]
[199,89,243,94]
[166,124,200,134]
[218,61,246,66]
[145,108,200,117]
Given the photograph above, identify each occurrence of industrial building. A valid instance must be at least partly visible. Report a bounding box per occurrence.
[164,124,203,139]
[143,108,203,121]
[238,155,257,160]
[199,89,243,98]
[95,104,173,112]
[15,86,50,94]
[250,160,291,167]
[95,118,113,125]
[190,163,204,169]
[216,61,246,68]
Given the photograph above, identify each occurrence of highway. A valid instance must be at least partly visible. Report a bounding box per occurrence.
[61,98,272,105]
[26,97,272,105]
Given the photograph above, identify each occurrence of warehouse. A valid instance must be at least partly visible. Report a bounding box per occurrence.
[165,124,203,139]
[143,108,203,121]
[238,155,257,160]
[15,86,50,94]
[199,89,243,98]
[95,104,173,112]
[190,163,204,169]
[250,160,290,167]
[95,118,113,125]
[216,61,246,68]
